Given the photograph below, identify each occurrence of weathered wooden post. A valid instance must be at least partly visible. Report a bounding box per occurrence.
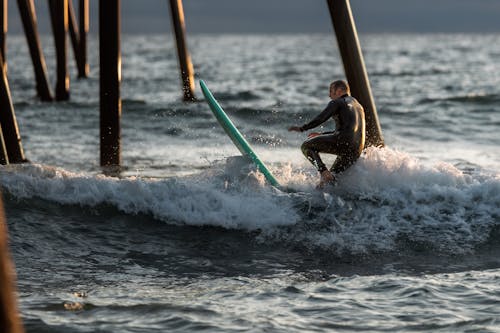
[0,52,10,165]
[49,0,69,101]
[326,0,384,147]
[168,0,195,101]
[78,0,89,78]
[0,11,8,165]
[0,53,25,164]
[0,194,25,333]
[0,128,8,165]
[17,0,53,101]
[67,0,87,78]
[67,0,80,73]
[0,0,6,73]
[99,0,121,167]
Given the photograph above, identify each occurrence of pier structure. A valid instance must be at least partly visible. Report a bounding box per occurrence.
[0,193,24,333]
[327,0,384,147]
[99,0,121,167]
[1,0,197,168]
[0,51,24,164]
[169,0,195,101]
[0,0,383,169]
[1,0,6,72]
[67,0,88,78]
[48,0,69,101]
[17,0,53,101]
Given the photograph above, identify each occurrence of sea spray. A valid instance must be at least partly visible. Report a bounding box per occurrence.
[265,147,500,255]
[1,146,499,255]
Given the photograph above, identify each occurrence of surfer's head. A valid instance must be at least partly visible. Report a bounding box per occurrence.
[329,80,350,99]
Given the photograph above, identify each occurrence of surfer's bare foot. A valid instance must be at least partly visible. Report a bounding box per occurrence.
[317,170,335,189]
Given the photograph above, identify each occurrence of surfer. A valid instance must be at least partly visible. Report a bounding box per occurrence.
[288,80,365,188]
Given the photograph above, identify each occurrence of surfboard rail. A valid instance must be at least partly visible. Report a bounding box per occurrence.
[199,80,281,188]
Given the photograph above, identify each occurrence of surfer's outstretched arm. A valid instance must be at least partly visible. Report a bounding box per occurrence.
[300,101,339,131]
[288,103,337,132]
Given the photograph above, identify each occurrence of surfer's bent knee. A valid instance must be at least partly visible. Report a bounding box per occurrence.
[301,141,327,172]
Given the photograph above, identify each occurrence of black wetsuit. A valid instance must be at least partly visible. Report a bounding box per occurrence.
[300,94,365,174]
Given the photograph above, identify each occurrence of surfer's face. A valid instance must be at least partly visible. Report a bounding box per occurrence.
[330,86,342,99]
[329,86,335,99]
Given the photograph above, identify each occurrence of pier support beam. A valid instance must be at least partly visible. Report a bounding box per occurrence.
[1,0,6,73]
[0,1,8,165]
[0,194,25,333]
[78,0,88,78]
[68,0,87,78]
[0,53,10,165]
[17,0,53,101]
[326,0,384,147]
[168,0,195,101]
[0,127,7,165]
[67,0,80,76]
[0,53,25,164]
[49,0,69,101]
[99,0,121,167]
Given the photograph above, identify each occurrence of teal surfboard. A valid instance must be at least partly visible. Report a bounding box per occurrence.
[199,80,281,188]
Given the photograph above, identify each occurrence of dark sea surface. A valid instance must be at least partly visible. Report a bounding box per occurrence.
[2,33,500,332]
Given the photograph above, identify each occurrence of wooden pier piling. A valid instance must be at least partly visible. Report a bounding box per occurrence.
[0,2,9,165]
[0,128,8,165]
[17,0,53,101]
[168,0,195,101]
[78,0,88,78]
[1,0,6,73]
[0,53,25,164]
[99,0,121,167]
[0,194,25,333]
[49,0,69,101]
[67,0,80,75]
[0,53,10,165]
[326,0,384,147]
[68,0,88,78]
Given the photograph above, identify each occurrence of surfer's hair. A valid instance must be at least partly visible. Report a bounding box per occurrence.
[330,80,350,94]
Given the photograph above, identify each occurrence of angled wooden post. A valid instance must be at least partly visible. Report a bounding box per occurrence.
[67,0,81,75]
[168,0,195,101]
[0,0,6,73]
[48,0,69,101]
[99,0,121,167]
[0,15,8,165]
[78,0,89,78]
[16,0,53,101]
[68,0,87,78]
[0,53,25,164]
[326,0,384,147]
[0,193,25,333]
[0,127,8,165]
[0,52,10,165]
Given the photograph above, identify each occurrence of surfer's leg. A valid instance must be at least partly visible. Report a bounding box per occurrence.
[330,154,359,174]
[302,135,344,188]
[301,137,329,172]
[301,134,345,169]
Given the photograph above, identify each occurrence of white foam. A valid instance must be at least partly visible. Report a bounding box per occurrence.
[268,147,500,255]
[1,147,499,255]
[0,164,299,230]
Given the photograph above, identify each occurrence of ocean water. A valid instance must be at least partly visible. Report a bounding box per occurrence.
[2,33,500,332]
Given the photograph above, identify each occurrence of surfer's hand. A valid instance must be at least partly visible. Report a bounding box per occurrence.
[307,132,321,139]
[288,126,302,132]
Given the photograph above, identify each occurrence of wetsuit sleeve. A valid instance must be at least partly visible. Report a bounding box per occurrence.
[300,100,339,132]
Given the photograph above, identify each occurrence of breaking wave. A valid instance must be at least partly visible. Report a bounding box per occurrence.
[1,147,499,256]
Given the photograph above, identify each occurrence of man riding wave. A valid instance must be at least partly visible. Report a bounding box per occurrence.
[289,80,365,188]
